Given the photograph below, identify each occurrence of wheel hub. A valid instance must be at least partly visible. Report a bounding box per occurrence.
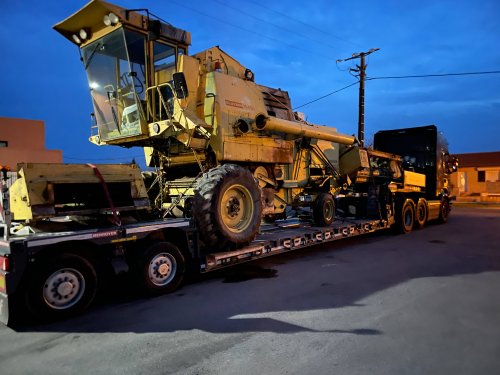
[43,268,85,310]
[221,184,254,233]
[158,262,170,276]
[418,206,425,220]
[227,197,241,217]
[405,212,412,226]
[324,203,334,220]
[149,253,176,286]
[57,281,75,297]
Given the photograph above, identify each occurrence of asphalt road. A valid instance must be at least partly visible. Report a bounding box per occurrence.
[1,206,499,375]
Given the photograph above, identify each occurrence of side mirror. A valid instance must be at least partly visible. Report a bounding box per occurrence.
[172,72,188,99]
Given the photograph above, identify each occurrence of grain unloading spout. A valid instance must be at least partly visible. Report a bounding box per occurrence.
[254,114,356,145]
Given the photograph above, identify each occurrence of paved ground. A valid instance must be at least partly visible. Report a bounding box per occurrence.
[1,206,499,375]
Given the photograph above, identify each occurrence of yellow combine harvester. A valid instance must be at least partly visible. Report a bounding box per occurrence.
[50,0,453,249]
[52,0,374,248]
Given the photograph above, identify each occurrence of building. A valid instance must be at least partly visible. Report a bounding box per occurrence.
[0,117,63,188]
[451,151,500,202]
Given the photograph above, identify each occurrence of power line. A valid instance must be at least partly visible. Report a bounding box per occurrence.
[367,70,500,80]
[294,70,500,110]
[293,81,359,110]
[246,0,360,47]
[208,0,348,52]
[169,0,338,61]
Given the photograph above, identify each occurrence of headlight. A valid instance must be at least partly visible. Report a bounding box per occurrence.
[103,12,119,26]
[79,28,90,40]
[72,34,81,44]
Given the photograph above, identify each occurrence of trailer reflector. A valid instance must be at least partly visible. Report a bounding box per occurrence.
[0,256,9,272]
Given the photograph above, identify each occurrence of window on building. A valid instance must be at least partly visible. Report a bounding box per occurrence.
[458,172,468,193]
[0,141,7,147]
[478,170,485,182]
[486,170,500,182]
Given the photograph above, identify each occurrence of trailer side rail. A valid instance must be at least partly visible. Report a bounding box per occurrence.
[203,218,389,272]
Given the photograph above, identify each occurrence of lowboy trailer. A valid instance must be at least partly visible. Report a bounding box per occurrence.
[0,134,455,326]
[0,208,393,326]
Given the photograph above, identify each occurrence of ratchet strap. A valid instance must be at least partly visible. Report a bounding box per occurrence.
[87,163,122,226]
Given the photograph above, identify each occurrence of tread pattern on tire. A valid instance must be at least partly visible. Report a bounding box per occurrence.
[192,164,262,249]
[438,198,450,223]
[313,193,335,226]
[395,198,415,234]
[415,198,427,229]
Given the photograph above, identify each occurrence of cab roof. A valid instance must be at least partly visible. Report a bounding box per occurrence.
[53,0,191,47]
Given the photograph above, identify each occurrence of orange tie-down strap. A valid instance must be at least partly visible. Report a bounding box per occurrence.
[87,163,122,226]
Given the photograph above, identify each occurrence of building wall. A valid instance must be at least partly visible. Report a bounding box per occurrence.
[452,167,496,194]
[0,117,62,171]
[450,152,500,202]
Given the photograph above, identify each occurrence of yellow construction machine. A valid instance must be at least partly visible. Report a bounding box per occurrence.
[53,0,405,248]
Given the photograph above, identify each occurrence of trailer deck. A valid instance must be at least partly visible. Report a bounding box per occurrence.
[0,214,393,325]
[203,217,390,271]
[1,216,390,271]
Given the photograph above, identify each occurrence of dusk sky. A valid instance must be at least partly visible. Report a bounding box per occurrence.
[1,0,499,168]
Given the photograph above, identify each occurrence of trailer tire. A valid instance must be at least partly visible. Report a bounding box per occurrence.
[415,198,428,229]
[396,199,415,234]
[25,253,97,321]
[139,242,185,294]
[313,193,335,226]
[438,198,450,223]
[192,164,262,249]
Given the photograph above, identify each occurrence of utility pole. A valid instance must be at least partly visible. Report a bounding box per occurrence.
[337,48,379,146]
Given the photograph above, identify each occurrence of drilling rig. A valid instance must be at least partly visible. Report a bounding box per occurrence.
[53,0,404,248]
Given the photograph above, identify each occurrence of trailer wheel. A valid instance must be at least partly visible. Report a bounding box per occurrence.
[192,164,262,249]
[26,253,97,321]
[415,198,428,229]
[313,193,335,226]
[396,199,415,234]
[438,198,450,223]
[139,242,185,294]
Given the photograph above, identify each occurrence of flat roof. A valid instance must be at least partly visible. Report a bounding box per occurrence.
[453,152,500,168]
